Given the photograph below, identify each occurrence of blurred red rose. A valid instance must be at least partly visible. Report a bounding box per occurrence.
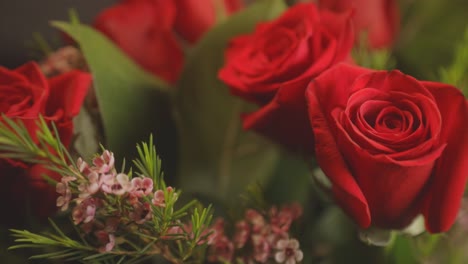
[174,0,244,44]
[218,3,354,153]
[0,62,91,226]
[307,63,468,232]
[94,0,184,83]
[319,0,399,49]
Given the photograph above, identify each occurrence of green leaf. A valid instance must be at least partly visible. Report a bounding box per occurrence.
[264,153,311,205]
[395,0,468,79]
[385,235,419,264]
[310,207,384,264]
[175,0,287,201]
[439,27,468,94]
[73,106,99,158]
[51,21,173,159]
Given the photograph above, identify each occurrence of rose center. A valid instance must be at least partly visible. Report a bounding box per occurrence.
[376,109,405,132]
[384,118,400,129]
[262,30,295,61]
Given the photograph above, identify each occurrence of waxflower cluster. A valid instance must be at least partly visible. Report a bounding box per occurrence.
[56,150,179,252]
[206,203,304,264]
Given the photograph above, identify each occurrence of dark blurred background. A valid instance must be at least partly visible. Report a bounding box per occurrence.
[1,0,467,80]
[0,0,116,68]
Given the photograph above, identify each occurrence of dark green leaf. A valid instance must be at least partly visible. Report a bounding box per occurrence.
[264,152,311,205]
[51,22,173,160]
[175,0,287,201]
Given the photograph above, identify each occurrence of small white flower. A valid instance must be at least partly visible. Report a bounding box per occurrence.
[274,238,303,264]
[101,173,131,195]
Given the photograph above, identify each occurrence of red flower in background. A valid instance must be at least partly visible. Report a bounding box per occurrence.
[174,0,244,43]
[94,0,184,83]
[219,3,354,153]
[319,0,400,49]
[0,62,91,226]
[307,63,468,232]
[94,0,244,83]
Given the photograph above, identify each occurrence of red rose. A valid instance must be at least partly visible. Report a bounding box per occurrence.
[319,0,399,49]
[174,0,244,44]
[219,3,354,153]
[307,64,468,232]
[0,163,63,226]
[94,0,184,83]
[0,62,91,225]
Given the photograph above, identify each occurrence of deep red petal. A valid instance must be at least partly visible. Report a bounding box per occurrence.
[334,108,443,228]
[47,70,92,119]
[307,64,372,227]
[242,79,313,153]
[14,62,49,93]
[312,63,372,112]
[174,0,215,43]
[318,7,355,62]
[422,82,468,233]
[223,0,244,13]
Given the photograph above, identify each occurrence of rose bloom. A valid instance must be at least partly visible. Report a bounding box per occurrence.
[307,64,468,232]
[319,0,399,49]
[174,0,244,43]
[94,0,184,83]
[0,62,91,226]
[219,3,354,153]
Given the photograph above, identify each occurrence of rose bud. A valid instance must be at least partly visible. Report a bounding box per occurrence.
[307,63,468,232]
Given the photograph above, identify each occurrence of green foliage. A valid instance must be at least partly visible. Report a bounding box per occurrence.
[395,0,468,78]
[309,207,383,264]
[263,153,311,205]
[175,0,287,201]
[185,205,213,260]
[352,34,396,70]
[0,115,78,178]
[439,27,468,95]
[73,105,101,158]
[0,116,212,263]
[133,135,164,189]
[352,47,396,71]
[9,220,95,262]
[51,21,174,160]
[385,235,419,264]
[32,32,53,55]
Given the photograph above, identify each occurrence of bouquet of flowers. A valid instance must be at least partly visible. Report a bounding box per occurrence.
[0,0,467,263]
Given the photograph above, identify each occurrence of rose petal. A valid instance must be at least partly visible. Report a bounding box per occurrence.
[319,7,355,61]
[351,70,434,99]
[242,79,313,153]
[422,82,468,233]
[334,113,444,228]
[47,70,92,118]
[307,64,372,228]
